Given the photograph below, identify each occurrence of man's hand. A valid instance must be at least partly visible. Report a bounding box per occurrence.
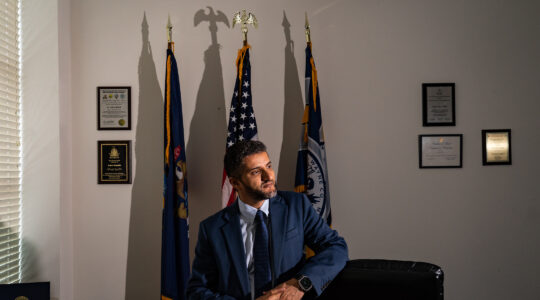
[264,278,304,300]
[256,285,285,300]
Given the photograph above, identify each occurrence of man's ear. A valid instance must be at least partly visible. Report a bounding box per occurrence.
[229,176,240,190]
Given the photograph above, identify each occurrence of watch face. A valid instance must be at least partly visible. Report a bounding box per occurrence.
[300,276,312,290]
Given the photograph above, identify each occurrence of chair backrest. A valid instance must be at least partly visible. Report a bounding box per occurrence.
[0,282,50,300]
[318,259,444,300]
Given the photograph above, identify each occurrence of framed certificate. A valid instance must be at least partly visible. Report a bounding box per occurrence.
[419,134,463,168]
[482,129,511,165]
[422,83,455,126]
[97,86,131,130]
[98,140,132,184]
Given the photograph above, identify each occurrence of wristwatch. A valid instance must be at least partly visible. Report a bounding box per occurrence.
[296,274,313,292]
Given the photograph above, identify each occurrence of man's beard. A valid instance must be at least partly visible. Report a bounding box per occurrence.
[244,180,277,200]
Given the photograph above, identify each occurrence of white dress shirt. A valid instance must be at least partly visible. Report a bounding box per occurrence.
[237,197,269,300]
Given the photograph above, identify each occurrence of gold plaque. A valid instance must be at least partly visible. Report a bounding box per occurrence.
[482,129,511,165]
[97,140,132,184]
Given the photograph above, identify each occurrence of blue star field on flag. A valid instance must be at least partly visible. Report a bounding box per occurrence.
[226,47,258,147]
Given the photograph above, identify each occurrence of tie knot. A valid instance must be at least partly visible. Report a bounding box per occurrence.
[255,210,265,222]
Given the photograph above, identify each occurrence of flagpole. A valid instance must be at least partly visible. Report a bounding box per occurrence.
[167,15,173,50]
[305,11,311,44]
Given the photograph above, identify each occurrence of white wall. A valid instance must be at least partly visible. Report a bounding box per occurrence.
[58,0,74,298]
[20,0,61,299]
[21,0,73,299]
[23,0,540,299]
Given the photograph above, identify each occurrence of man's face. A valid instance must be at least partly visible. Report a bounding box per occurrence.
[232,151,277,203]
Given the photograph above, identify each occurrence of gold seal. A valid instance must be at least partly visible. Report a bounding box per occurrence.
[118,119,125,126]
[109,147,120,159]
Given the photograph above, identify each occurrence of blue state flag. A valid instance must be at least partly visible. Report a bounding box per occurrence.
[295,42,332,226]
[161,46,189,300]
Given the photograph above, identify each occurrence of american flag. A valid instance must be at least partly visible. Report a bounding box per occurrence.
[222,45,259,207]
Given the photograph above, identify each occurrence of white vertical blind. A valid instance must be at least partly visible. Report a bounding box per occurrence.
[0,0,20,284]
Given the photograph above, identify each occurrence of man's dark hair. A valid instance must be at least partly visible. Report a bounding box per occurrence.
[224,140,267,178]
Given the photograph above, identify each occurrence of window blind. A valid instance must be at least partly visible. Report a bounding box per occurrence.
[0,0,21,284]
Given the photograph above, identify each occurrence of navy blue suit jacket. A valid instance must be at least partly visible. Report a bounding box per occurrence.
[187,191,348,300]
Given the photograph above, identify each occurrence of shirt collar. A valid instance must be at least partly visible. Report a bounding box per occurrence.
[237,197,269,223]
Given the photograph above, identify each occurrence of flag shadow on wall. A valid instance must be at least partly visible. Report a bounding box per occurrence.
[278,11,304,191]
[187,7,229,260]
[125,13,163,300]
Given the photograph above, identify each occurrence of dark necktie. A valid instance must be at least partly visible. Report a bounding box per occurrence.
[254,210,271,297]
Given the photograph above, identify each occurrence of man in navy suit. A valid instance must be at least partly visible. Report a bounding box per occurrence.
[187,141,348,300]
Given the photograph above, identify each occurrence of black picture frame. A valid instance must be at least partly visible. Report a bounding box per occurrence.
[422,83,456,126]
[97,86,131,130]
[98,140,132,184]
[419,134,463,168]
[482,129,512,165]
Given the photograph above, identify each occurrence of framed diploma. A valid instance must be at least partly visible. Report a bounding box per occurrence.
[97,86,131,130]
[98,140,132,184]
[422,83,455,126]
[482,129,511,165]
[419,134,463,168]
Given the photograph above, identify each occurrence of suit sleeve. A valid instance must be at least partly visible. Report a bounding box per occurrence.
[298,194,348,296]
[186,222,237,300]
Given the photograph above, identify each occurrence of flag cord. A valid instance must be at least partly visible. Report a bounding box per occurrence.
[236,44,251,81]
[308,43,318,112]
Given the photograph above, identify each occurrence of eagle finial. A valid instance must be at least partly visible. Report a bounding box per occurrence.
[233,10,258,44]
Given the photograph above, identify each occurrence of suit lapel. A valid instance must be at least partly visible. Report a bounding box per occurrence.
[269,195,288,275]
[221,202,250,295]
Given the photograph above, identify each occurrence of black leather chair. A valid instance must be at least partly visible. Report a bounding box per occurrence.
[318,259,444,300]
[0,282,50,300]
